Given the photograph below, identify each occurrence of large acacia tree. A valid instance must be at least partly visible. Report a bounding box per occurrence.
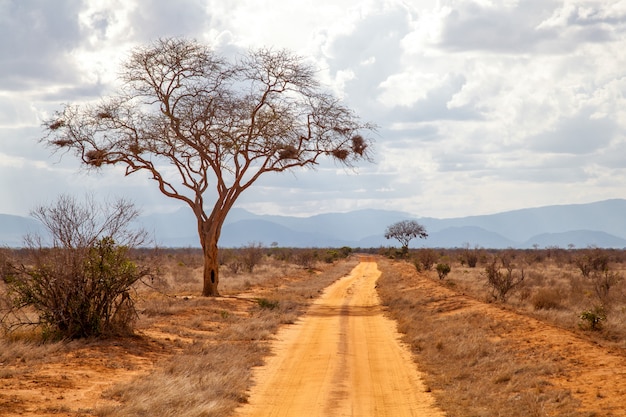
[43,38,374,296]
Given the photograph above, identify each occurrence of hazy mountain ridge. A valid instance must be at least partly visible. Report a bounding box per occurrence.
[0,214,44,247]
[521,230,626,249]
[417,199,626,243]
[3,199,626,249]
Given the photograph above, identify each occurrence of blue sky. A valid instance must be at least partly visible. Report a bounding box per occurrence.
[1,0,626,219]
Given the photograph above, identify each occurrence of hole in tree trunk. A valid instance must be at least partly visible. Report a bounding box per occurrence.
[211,270,215,284]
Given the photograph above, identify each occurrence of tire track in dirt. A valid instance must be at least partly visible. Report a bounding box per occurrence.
[234,260,445,417]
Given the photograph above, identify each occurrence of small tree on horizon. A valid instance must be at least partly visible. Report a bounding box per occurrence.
[42,38,375,297]
[384,220,428,256]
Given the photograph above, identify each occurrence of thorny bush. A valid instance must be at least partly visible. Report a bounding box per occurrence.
[1,238,151,339]
[0,195,153,339]
[484,252,525,302]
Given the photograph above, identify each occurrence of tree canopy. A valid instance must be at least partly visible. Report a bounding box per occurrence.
[384,220,428,252]
[42,38,375,296]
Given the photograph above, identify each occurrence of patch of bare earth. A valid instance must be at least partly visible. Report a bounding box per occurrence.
[0,336,167,416]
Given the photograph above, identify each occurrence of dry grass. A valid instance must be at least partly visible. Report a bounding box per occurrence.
[378,249,626,416]
[0,335,62,364]
[438,251,626,344]
[98,341,262,417]
[377,258,587,417]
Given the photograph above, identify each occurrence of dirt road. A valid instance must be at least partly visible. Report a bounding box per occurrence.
[234,261,445,417]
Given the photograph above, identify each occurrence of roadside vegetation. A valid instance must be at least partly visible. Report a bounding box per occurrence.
[430,246,624,337]
[377,246,626,416]
[376,245,626,338]
[0,245,355,416]
[3,243,626,416]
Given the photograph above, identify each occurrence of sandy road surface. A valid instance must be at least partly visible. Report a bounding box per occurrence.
[234,261,445,417]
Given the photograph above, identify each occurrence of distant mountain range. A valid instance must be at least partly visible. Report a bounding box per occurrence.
[3,199,626,249]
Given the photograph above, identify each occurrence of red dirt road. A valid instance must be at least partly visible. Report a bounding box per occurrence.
[234,261,445,417]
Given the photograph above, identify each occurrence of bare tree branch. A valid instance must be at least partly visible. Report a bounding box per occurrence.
[42,38,376,296]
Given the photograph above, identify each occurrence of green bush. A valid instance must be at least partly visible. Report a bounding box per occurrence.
[0,195,151,339]
[579,306,606,331]
[324,250,339,263]
[436,263,451,280]
[256,298,279,310]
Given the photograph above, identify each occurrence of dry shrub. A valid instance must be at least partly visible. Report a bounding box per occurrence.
[414,248,438,271]
[239,242,266,273]
[459,244,481,268]
[484,254,525,302]
[532,288,563,310]
[293,248,318,269]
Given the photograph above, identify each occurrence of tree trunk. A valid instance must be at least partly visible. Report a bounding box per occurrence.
[202,235,220,296]
[197,196,237,297]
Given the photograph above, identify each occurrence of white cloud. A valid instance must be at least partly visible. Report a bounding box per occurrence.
[378,72,445,107]
[2,0,626,219]
[0,0,86,90]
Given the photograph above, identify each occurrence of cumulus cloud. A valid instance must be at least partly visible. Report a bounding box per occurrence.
[0,0,85,90]
[128,0,210,40]
[528,109,617,154]
[314,2,413,114]
[437,1,559,53]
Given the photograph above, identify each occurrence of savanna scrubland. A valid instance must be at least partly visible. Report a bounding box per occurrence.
[1,245,626,416]
[379,246,626,416]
